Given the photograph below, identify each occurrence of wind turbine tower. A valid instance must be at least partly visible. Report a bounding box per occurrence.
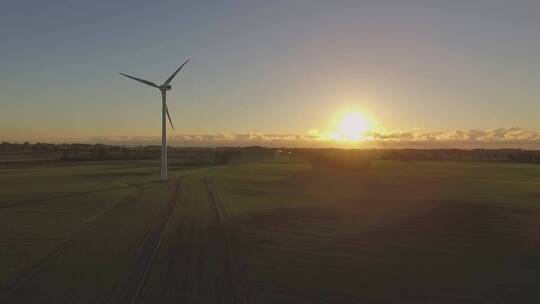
[120,59,189,181]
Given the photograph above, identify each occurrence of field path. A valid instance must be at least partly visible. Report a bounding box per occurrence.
[135,175,253,304]
[0,181,157,210]
[106,178,184,304]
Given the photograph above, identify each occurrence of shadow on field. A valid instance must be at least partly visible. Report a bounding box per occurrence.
[232,167,540,303]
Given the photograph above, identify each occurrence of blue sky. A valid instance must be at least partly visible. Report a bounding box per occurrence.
[1,0,540,146]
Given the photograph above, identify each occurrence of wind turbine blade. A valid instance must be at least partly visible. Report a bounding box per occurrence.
[165,104,174,130]
[119,73,159,88]
[163,59,190,86]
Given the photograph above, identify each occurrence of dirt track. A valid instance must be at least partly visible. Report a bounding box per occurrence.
[106,178,183,304]
[129,175,251,304]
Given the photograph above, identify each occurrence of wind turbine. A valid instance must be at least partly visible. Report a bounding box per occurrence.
[120,59,189,181]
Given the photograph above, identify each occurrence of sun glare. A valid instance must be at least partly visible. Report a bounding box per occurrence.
[330,111,374,142]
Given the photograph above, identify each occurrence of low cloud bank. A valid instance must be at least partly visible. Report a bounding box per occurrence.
[371,127,540,142]
[369,127,540,148]
[85,127,540,149]
[89,133,321,147]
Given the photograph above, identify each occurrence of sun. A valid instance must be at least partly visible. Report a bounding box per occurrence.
[330,111,374,142]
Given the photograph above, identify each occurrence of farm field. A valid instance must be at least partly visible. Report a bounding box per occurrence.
[1,157,540,303]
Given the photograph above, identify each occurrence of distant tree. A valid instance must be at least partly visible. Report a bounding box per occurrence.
[96,149,107,160]
[62,149,71,160]
[215,151,230,165]
[123,149,131,159]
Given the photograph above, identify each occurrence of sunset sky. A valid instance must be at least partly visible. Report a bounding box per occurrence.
[2,0,540,147]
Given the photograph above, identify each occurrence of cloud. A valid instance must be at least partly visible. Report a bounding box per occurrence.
[369,127,540,149]
[86,133,320,147]
[60,127,540,149]
[371,131,415,141]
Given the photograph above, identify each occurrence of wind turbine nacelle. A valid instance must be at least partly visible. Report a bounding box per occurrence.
[161,84,172,91]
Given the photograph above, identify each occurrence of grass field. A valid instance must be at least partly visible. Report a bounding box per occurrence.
[1,157,540,303]
[213,159,540,303]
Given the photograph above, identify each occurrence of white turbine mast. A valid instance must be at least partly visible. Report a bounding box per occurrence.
[120,59,190,181]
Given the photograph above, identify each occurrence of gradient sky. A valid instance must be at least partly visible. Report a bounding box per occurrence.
[1,0,540,144]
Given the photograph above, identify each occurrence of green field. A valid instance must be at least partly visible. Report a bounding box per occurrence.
[1,157,540,303]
